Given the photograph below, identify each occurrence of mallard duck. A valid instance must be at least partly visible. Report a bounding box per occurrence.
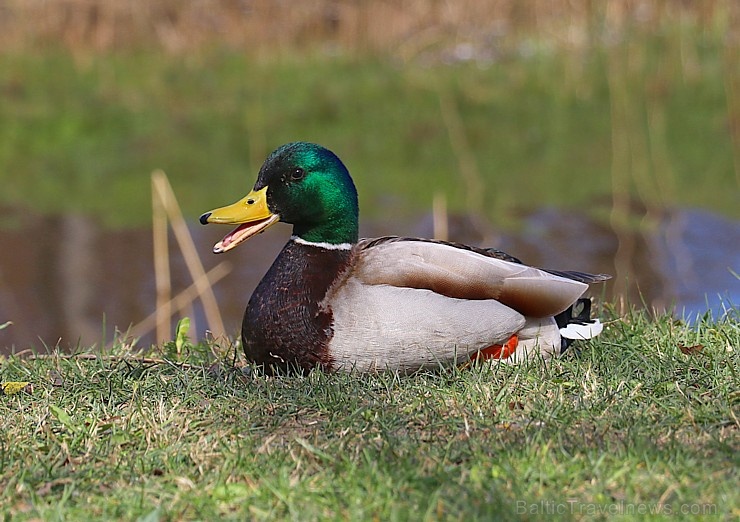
[200,142,610,373]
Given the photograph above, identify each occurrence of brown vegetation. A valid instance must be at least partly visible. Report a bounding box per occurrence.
[0,0,735,55]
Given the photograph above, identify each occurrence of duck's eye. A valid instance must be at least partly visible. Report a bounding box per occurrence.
[290,168,305,181]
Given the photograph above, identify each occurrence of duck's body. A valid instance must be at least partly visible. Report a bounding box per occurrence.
[201,142,609,373]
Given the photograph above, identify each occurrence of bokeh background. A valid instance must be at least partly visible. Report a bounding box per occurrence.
[0,0,738,352]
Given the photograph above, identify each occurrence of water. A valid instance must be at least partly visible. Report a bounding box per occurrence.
[0,206,737,354]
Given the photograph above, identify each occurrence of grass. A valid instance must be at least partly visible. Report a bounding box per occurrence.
[1,308,738,520]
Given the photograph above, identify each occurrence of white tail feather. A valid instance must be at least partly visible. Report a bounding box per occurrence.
[559,319,603,340]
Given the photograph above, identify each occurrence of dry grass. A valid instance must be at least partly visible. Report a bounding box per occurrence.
[0,0,735,56]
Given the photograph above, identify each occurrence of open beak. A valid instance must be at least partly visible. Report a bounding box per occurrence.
[199,186,280,253]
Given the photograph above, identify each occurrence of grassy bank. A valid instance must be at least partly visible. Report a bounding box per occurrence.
[1,309,738,520]
[0,35,737,228]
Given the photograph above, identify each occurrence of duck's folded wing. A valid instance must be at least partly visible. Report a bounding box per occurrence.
[353,237,589,318]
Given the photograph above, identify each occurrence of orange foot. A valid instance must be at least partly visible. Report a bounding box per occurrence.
[474,334,519,361]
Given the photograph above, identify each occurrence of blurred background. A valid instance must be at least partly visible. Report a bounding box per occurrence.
[0,0,738,353]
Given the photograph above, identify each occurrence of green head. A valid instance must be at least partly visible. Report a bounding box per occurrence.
[200,142,359,253]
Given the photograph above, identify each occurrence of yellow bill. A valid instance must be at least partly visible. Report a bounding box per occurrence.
[199,187,280,253]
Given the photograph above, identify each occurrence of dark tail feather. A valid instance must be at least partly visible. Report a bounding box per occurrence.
[555,298,604,354]
[546,270,612,284]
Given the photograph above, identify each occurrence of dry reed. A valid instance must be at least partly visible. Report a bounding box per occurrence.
[0,0,733,56]
[149,170,228,345]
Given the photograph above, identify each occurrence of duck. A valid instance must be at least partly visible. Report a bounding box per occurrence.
[200,142,610,373]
